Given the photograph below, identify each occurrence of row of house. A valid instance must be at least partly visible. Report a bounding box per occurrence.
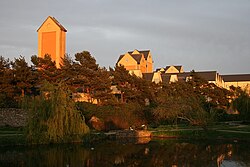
[37,16,250,96]
[117,50,250,94]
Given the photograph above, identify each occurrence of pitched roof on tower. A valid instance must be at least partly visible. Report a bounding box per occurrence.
[37,16,67,32]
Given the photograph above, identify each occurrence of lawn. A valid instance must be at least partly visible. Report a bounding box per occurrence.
[0,126,26,146]
[150,123,250,141]
[1,123,250,146]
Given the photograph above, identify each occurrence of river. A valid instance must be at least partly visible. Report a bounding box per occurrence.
[0,138,250,167]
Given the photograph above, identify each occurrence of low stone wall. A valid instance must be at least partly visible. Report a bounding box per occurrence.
[0,108,28,127]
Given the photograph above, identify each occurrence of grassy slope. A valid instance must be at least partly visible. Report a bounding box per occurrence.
[0,127,26,146]
[1,123,250,146]
[150,124,250,141]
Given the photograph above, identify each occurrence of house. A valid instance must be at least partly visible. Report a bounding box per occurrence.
[165,65,184,73]
[143,72,162,84]
[117,49,154,77]
[222,74,250,94]
[161,73,179,83]
[37,16,67,68]
[156,65,184,74]
[177,71,224,87]
[157,67,225,86]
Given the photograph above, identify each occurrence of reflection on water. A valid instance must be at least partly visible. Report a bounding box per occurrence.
[0,139,250,167]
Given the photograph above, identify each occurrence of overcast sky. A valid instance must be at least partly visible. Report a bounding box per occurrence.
[0,0,250,74]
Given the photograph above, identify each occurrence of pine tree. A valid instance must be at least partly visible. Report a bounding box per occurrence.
[11,56,33,97]
[31,54,61,83]
[61,51,112,104]
[0,56,16,107]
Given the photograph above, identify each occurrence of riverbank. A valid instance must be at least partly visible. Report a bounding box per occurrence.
[0,126,26,146]
[1,123,250,146]
[150,124,250,142]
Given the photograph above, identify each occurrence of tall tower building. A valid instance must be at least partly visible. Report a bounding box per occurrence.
[37,16,67,68]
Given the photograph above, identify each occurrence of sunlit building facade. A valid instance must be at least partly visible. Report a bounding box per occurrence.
[37,16,67,68]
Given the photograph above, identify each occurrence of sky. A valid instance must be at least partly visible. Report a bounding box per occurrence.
[0,0,250,74]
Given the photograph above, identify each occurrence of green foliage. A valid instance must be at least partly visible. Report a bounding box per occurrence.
[24,82,89,144]
[61,51,112,104]
[152,82,216,129]
[110,65,154,105]
[232,89,250,121]
[0,56,15,101]
[77,101,146,130]
[31,54,60,83]
[0,93,18,108]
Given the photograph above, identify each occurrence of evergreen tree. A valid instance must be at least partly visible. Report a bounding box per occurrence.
[188,70,231,111]
[11,56,34,97]
[110,65,153,105]
[0,56,16,107]
[61,51,112,104]
[31,54,61,83]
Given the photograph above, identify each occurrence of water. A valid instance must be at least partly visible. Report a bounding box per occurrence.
[0,139,250,167]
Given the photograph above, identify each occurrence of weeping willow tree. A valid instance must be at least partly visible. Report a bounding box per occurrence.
[25,81,89,144]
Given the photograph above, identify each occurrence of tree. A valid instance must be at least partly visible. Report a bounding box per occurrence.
[61,51,112,104]
[90,67,112,104]
[0,56,17,107]
[25,81,89,144]
[31,54,61,83]
[110,65,154,105]
[11,56,34,97]
[152,82,214,129]
[232,88,250,121]
[188,71,231,112]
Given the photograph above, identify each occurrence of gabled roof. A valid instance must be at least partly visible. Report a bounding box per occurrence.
[161,74,172,83]
[139,50,150,60]
[165,65,183,72]
[128,50,151,60]
[37,16,67,32]
[131,54,143,64]
[143,73,154,81]
[222,74,250,82]
[117,54,125,63]
[117,53,143,64]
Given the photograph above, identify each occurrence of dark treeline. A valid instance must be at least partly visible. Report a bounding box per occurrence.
[1,51,250,136]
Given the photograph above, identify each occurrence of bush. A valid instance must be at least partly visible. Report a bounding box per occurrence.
[77,102,147,131]
[0,93,18,108]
